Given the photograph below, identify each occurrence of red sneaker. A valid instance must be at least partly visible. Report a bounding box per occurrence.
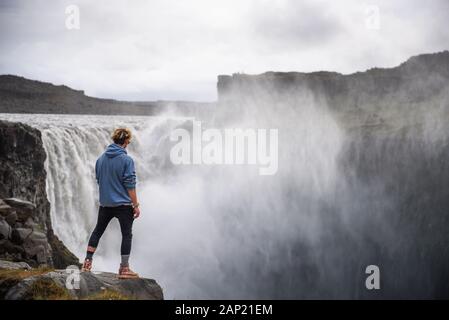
[118,265,139,279]
[81,259,92,272]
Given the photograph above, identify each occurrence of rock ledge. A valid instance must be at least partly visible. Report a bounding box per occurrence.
[0,260,163,300]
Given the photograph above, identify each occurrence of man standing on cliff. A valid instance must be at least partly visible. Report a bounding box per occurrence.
[81,128,140,279]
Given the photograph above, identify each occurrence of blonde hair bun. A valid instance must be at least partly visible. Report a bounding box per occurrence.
[112,128,132,145]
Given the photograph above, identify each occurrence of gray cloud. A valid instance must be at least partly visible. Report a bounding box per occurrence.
[0,0,448,101]
[250,1,345,50]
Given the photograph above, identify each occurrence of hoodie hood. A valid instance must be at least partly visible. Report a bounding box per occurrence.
[105,143,127,158]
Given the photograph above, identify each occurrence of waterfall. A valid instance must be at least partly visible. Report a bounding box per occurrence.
[0,109,347,299]
[0,114,191,272]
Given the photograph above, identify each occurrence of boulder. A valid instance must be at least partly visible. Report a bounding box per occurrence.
[0,240,25,256]
[24,245,48,265]
[2,266,164,300]
[25,231,48,245]
[24,218,38,229]
[3,198,36,211]
[0,219,11,240]
[11,228,33,245]
[23,231,51,265]
[0,200,13,216]
[5,212,17,226]
[3,198,36,221]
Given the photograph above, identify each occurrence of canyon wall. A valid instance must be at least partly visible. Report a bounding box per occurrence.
[215,51,449,298]
[0,75,213,115]
[0,120,79,268]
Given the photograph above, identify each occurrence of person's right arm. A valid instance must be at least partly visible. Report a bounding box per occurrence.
[127,188,140,219]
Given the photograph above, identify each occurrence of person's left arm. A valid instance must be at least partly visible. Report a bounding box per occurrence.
[123,157,139,218]
[95,159,99,185]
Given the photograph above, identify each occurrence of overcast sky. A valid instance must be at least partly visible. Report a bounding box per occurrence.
[0,0,448,101]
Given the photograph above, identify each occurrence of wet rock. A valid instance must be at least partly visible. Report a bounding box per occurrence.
[47,230,80,269]
[1,263,164,300]
[3,198,36,211]
[0,260,31,270]
[24,245,48,265]
[0,219,10,240]
[26,231,47,245]
[0,200,12,216]
[5,212,17,226]
[11,228,33,245]
[3,198,35,221]
[0,240,25,256]
[24,218,38,230]
[23,231,51,265]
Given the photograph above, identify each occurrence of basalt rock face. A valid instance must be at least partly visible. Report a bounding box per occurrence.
[0,120,79,268]
[216,51,449,298]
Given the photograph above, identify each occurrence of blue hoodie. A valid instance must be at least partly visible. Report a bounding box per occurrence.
[95,143,137,206]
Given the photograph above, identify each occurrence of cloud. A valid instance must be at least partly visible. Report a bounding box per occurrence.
[0,0,447,101]
[249,0,345,50]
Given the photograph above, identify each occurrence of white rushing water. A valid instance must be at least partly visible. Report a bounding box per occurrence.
[0,113,195,296]
[0,103,353,299]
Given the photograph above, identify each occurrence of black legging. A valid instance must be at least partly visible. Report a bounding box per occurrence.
[88,205,134,255]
